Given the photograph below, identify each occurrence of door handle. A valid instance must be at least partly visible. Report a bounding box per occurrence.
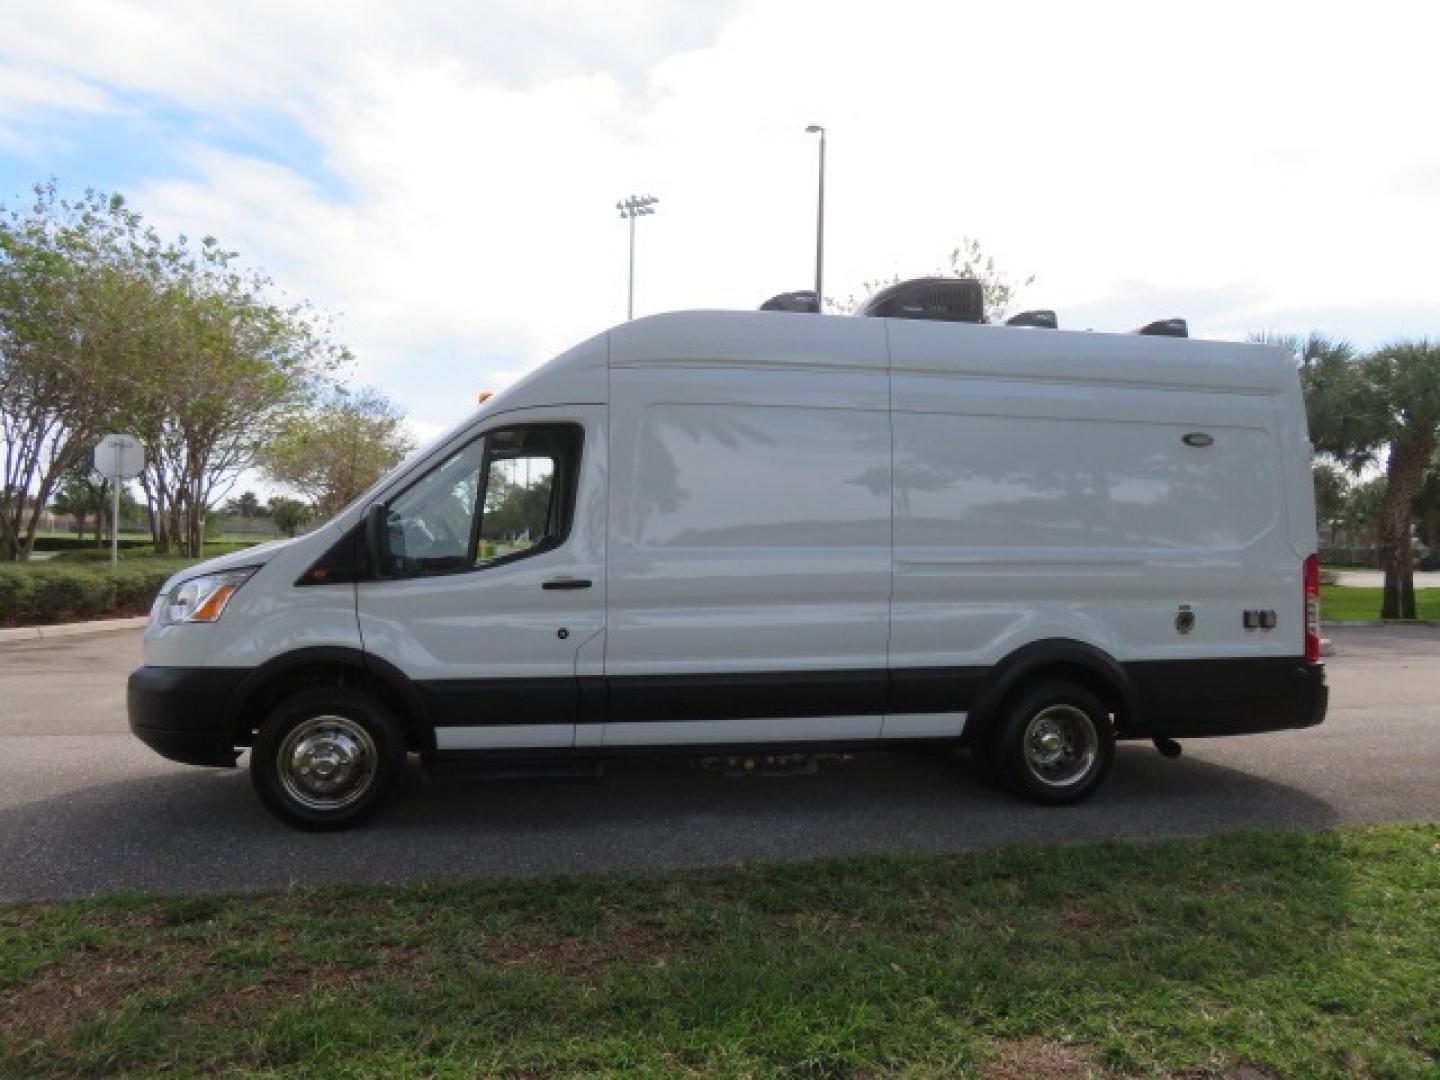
[542,577,592,590]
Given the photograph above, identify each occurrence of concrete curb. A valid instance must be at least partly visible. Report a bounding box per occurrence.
[1322,620,1440,629]
[0,616,148,644]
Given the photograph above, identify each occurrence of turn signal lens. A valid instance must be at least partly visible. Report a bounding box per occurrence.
[191,584,238,621]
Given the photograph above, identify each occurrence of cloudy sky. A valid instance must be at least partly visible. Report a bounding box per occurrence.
[2,0,1436,443]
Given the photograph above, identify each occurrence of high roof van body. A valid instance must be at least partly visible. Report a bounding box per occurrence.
[129,310,1328,828]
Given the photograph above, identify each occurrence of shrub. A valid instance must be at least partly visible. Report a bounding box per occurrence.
[31,535,149,553]
[36,568,112,621]
[0,563,180,625]
[111,568,172,612]
[0,569,30,623]
[52,541,260,563]
[52,548,138,563]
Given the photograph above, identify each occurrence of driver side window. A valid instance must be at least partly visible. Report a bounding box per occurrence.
[385,439,484,576]
[384,423,582,578]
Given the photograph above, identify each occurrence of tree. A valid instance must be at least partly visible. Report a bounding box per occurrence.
[224,490,266,518]
[49,457,145,543]
[828,236,1033,320]
[2,180,349,561]
[269,497,312,538]
[49,476,102,541]
[260,387,413,520]
[482,471,553,547]
[1345,478,1387,545]
[945,236,1036,323]
[1419,453,1440,555]
[127,240,347,557]
[1361,341,1440,618]
[1271,331,1440,617]
[0,183,154,560]
[1311,462,1348,540]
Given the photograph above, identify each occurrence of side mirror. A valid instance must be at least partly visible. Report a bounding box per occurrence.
[363,502,390,579]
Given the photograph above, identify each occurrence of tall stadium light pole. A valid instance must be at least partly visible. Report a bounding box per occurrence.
[616,194,659,320]
[805,125,826,309]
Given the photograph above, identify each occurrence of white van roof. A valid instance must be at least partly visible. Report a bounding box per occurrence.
[484,309,1296,418]
[609,311,1295,394]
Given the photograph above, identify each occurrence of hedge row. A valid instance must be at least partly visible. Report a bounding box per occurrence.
[0,564,185,625]
[31,535,151,552]
[52,541,259,564]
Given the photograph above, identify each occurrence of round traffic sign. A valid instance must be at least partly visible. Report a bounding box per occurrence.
[94,434,145,480]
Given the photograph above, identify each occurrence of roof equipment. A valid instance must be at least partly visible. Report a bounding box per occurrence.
[1135,318,1188,338]
[1005,309,1058,329]
[759,290,820,313]
[857,277,985,323]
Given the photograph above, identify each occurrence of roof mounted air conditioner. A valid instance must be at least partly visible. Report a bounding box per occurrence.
[1005,309,1058,329]
[759,290,820,313]
[858,277,985,323]
[1135,318,1188,338]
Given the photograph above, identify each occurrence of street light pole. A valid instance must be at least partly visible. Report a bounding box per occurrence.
[627,211,636,320]
[805,125,826,310]
[616,194,659,320]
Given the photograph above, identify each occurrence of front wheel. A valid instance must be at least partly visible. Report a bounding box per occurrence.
[988,681,1115,804]
[251,686,407,830]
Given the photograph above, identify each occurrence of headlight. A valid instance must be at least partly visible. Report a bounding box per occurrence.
[156,568,257,626]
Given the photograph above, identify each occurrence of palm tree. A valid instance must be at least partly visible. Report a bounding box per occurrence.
[1252,332,1368,464]
[1363,341,1440,618]
[1255,332,1440,619]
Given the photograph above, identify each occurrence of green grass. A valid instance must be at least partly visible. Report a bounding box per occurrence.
[2,825,1436,1078]
[1322,584,1440,622]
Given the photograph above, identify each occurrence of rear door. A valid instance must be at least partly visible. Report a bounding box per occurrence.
[357,406,606,750]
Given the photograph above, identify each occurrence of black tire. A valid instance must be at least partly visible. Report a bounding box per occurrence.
[250,686,407,831]
[987,681,1115,804]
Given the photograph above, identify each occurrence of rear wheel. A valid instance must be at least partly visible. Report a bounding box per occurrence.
[250,686,407,830]
[988,681,1114,804]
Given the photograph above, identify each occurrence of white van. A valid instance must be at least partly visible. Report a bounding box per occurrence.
[129,284,1327,829]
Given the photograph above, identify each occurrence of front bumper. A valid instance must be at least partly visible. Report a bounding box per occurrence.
[127,666,250,767]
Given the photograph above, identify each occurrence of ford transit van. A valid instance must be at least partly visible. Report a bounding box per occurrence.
[129,293,1327,829]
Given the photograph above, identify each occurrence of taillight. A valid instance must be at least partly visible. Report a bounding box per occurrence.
[1303,554,1322,663]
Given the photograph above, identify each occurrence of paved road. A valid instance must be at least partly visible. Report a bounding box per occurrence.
[1,627,1437,900]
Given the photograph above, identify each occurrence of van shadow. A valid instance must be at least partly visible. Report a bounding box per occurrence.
[0,743,1341,900]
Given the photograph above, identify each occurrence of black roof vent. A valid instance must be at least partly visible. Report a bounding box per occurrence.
[858,277,985,323]
[1136,318,1188,338]
[759,289,820,313]
[1006,309,1058,329]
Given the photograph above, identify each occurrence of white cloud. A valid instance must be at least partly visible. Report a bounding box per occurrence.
[3,0,1438,441]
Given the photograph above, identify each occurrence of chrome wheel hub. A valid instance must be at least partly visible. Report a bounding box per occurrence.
[278,715,377,811]
[1023,705,1099,788]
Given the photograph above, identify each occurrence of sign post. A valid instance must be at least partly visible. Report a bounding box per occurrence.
[93,435,145,569]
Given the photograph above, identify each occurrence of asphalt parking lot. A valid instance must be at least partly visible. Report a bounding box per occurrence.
[1,626,1437,900]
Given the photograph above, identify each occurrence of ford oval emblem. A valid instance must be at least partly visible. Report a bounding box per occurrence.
[1182,432,1214,448]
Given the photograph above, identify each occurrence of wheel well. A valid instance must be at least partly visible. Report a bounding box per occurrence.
[981,662,1131,742]
[231,664,426,751]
